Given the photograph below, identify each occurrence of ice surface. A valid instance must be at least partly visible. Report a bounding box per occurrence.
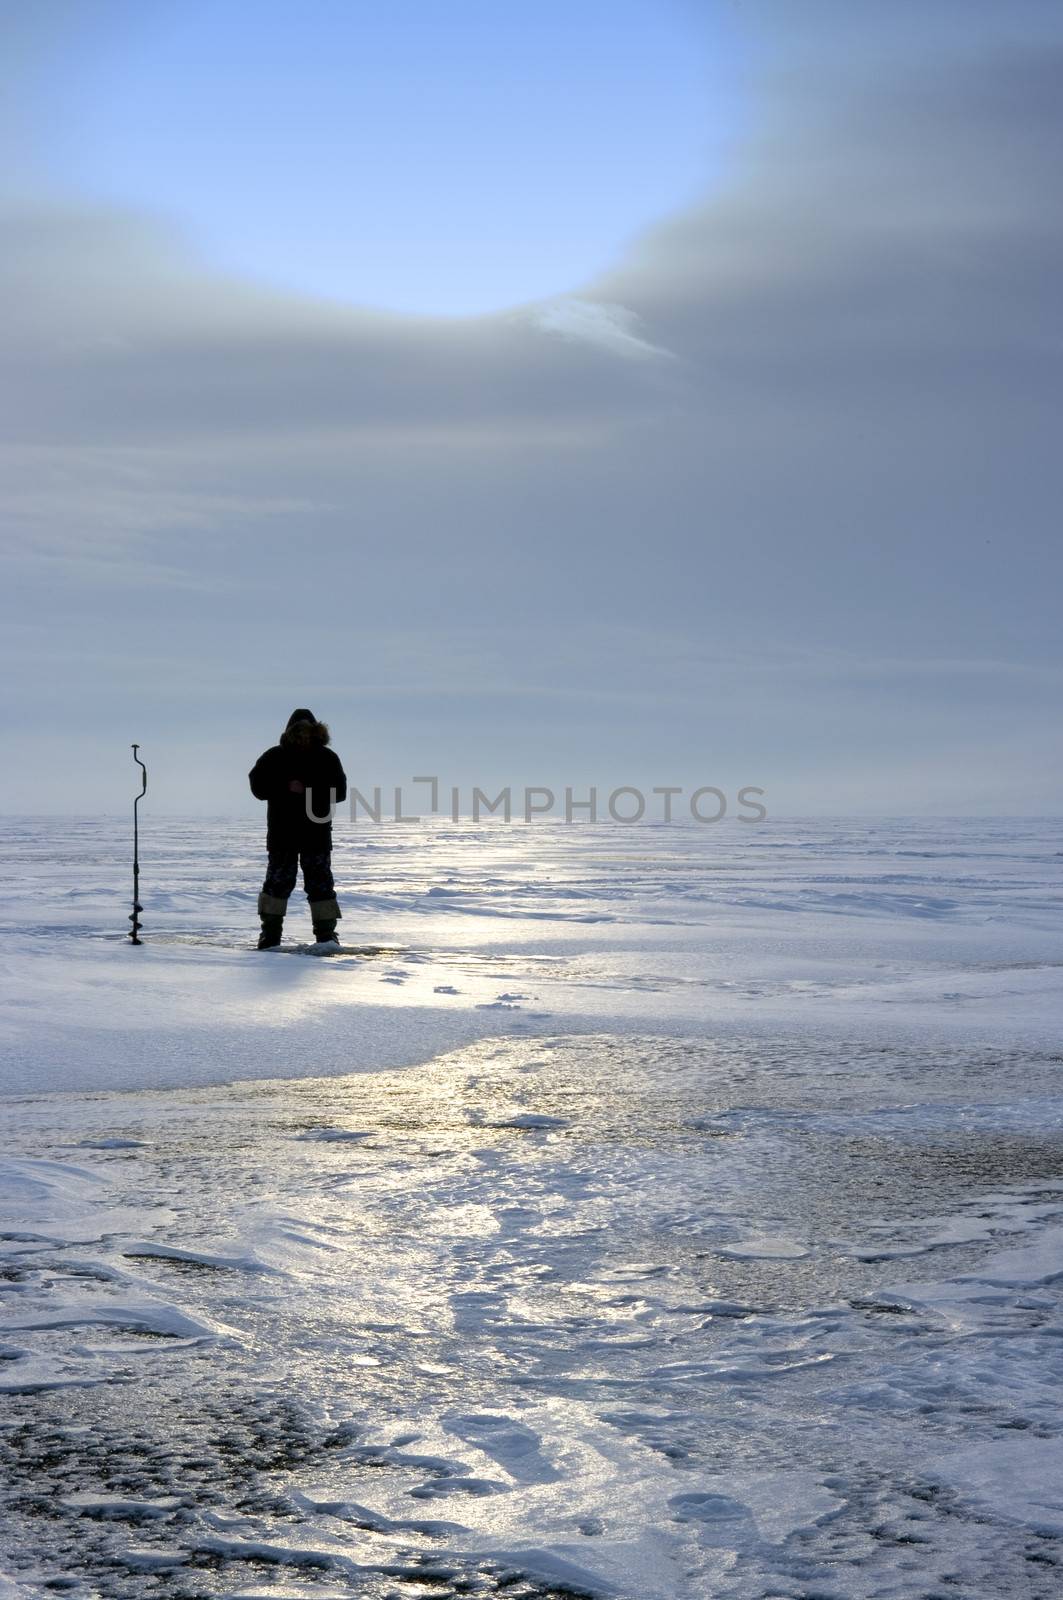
[1,814,1061,1096]
[0,816,1062,1596]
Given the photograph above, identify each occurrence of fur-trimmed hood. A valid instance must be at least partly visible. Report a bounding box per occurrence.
[280,708,331,748]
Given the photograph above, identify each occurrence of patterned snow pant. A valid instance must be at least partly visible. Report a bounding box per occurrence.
[258,850,340,924]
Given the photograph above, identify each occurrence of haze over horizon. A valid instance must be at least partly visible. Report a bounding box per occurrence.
[2,0,1060,816]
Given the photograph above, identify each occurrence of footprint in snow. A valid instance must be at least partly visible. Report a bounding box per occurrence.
[443,1413,562,1485]
[494,1112,568,1131]
[408,1476,509,1499]
[77,1138,147,1150]
[670,1491,756,1531]
[295,1128,374,1143]
[602,1262,677,1282]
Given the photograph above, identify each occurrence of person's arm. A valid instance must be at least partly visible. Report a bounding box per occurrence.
[249,747,281,800]
[330,750,348,806]
[305,751,344,822]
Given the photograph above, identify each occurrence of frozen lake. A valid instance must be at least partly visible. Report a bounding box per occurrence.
[1,816,1062,1597]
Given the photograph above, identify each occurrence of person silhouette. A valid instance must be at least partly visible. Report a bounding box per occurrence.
[249,708,347,949]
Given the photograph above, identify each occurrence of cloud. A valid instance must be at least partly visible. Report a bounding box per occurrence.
[529,298,676,361]
[0,204,682,450]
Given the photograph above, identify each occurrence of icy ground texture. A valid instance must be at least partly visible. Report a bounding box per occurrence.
[1,815,1061,1092]
[3,1035,1063,1598]
[1,816,1062,1597]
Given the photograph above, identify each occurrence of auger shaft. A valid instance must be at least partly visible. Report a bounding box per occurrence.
[130,743,147,944]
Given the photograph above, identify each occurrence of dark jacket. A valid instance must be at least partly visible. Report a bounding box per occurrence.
[249,709,347,853]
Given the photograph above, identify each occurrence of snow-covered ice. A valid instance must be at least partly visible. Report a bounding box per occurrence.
[0,814,1062,1597]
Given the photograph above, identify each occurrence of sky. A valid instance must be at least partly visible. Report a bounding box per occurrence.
[1,0,1061,816]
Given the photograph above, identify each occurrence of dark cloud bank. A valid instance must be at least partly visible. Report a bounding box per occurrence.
[1,1,1060,812]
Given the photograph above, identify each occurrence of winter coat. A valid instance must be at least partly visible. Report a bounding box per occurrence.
[249,709,347,853]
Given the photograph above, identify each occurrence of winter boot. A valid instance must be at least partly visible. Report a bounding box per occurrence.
[258,914,284,950]
[312,919,338,947]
